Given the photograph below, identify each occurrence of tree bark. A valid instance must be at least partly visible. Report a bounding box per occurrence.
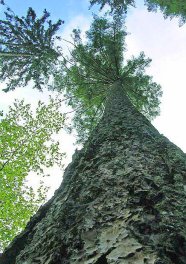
[1,81,186,264]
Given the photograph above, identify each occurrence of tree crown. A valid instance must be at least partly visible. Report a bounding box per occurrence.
[90,0,186,25]
[54,15,162,143]
[0,7,64,91]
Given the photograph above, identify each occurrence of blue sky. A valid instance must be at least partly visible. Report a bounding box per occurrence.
[1,0,93,23]
[1,0,186,196]
[1,0,144,26]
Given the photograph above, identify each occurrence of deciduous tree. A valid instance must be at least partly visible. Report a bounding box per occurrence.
[0,97,65,251]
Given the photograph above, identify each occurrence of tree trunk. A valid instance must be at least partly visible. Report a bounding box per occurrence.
[1,81,186,264]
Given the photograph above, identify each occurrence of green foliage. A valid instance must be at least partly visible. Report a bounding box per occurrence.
[0,97,65,250]
[54,15,126,142]
[90,0,135,15]
[145,0,186,25]
[54,15,162,143]
[90,0,186,24]
[0,7,64,91]
[121,52,162,119]
[0,3,162,143]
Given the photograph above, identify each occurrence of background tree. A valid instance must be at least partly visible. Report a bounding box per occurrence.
[0,6,64,91]
[0,97,65,251]
[90,0,186,24]
[90,0,135,15]
[145,0,186,25]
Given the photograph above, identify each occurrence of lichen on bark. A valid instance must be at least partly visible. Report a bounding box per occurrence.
[1,82,186,264]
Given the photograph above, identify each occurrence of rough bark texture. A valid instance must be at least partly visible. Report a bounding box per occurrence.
[1,82,186,264]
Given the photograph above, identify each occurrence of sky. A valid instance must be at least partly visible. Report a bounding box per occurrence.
[0,0,186,197]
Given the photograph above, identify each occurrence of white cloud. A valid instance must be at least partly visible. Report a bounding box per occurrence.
[57,14,91,56]
[126,8,186,152]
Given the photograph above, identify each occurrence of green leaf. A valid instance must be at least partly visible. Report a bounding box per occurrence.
[0,97,65,250]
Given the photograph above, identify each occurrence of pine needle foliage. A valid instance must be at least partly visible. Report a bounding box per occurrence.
[0,7,64,91]
[90,0,186,25]
[90,0,135,15]
[54,15,162,143]
[145,0,186,25]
